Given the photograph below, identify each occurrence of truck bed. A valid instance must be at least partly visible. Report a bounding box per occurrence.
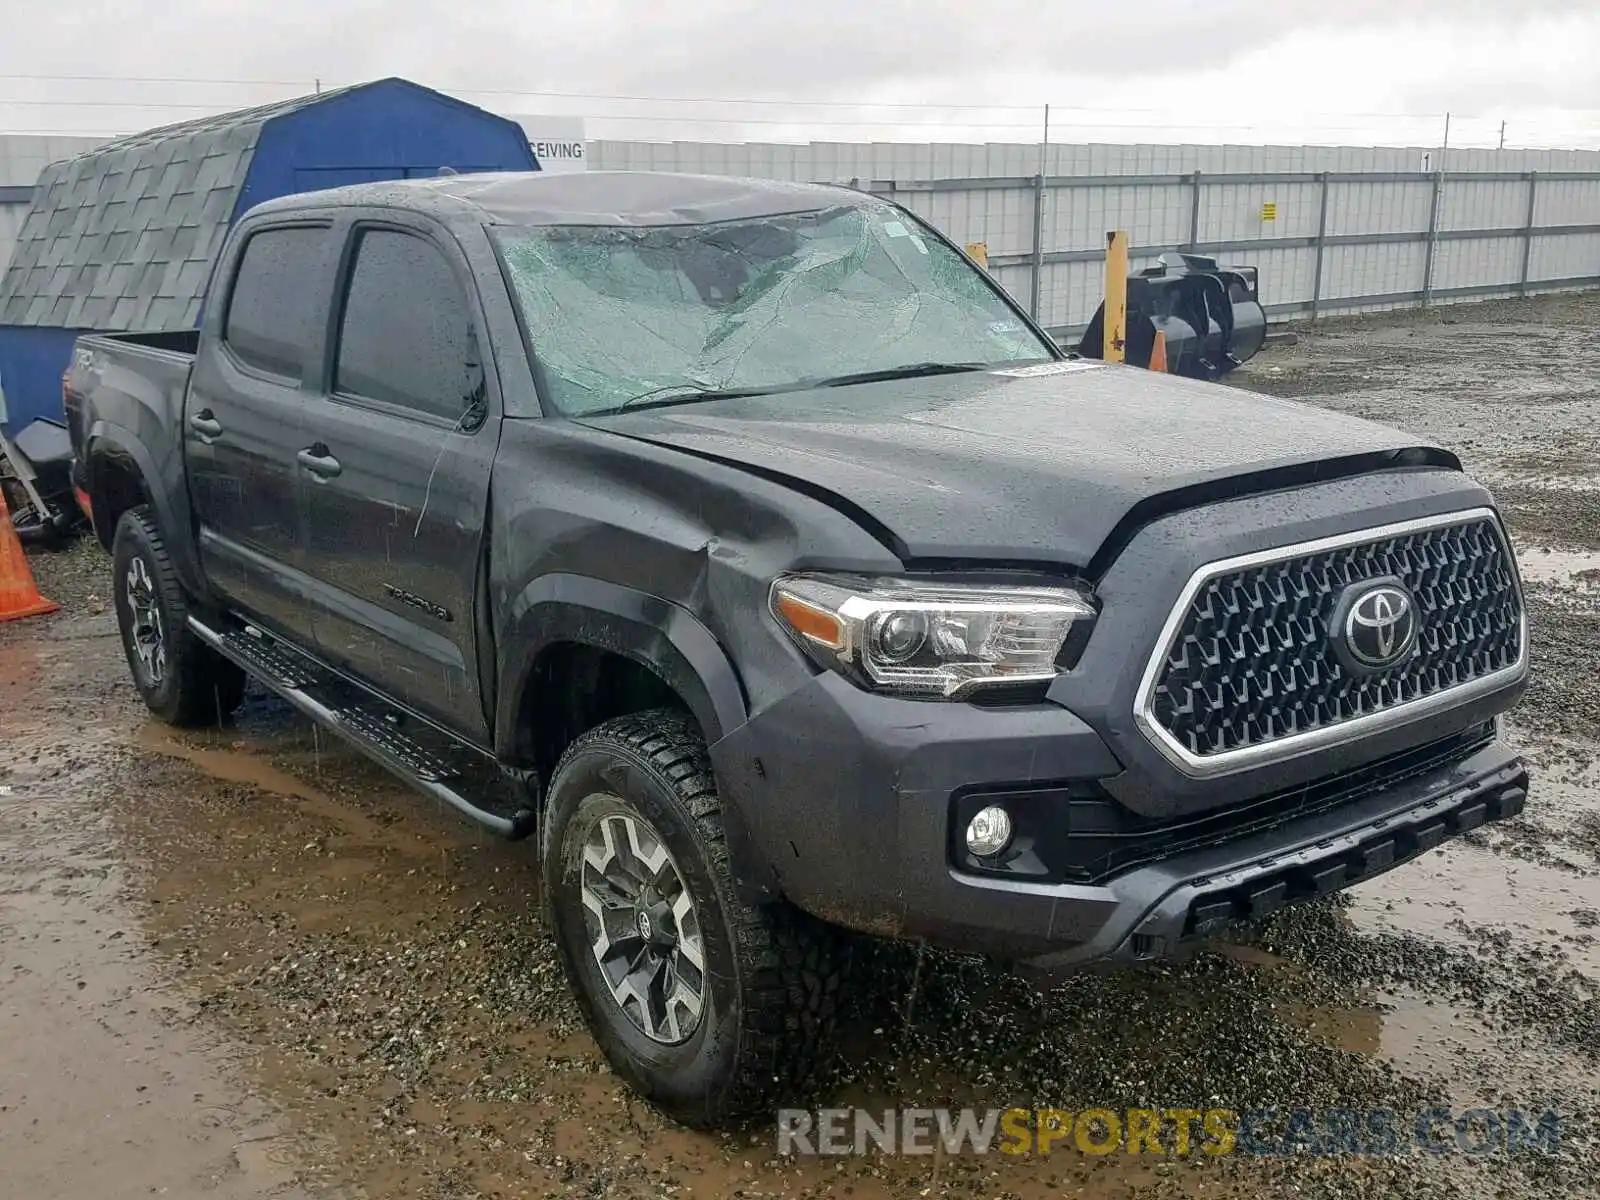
[66,330,198,448]
[65,330,201,550]
[94,329,202,357]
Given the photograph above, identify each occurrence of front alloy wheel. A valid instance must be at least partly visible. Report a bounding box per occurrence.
[580,809,706,1045]
[543,709,845,1128]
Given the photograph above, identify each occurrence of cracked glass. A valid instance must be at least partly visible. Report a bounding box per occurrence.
[494,202,1054,416]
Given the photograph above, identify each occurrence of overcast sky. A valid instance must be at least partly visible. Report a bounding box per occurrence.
[3,1,1598,148]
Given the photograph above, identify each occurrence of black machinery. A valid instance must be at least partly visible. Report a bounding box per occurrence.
[1,416,80,544]
[1078,252,1268,380]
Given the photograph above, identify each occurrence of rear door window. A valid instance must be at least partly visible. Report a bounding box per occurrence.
[332,229,478,422]
[222,226,327,379]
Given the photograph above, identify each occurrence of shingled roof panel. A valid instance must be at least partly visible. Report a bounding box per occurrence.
[0,78,539,340]
[0,84,301,331]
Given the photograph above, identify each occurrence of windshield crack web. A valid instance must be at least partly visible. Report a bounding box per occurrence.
[496,201,1046,415]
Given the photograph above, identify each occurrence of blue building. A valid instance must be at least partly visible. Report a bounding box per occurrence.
[0,77,538,431]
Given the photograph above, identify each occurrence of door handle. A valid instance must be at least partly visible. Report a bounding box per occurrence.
[188,410,223,440]
[297,446,342,480]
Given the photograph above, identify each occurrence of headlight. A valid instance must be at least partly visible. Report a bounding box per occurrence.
[769,574,1095,698]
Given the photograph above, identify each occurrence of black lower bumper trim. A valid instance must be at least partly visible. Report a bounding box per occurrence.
[1180,765,1528,940]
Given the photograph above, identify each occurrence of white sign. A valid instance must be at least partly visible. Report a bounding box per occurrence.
[512,115,588,173]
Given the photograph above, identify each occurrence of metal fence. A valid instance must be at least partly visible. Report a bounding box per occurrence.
[5,130,1600,338]
[845,169,1600,337]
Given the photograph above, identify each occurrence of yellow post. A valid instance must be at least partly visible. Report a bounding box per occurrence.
[1103,230,1128,364]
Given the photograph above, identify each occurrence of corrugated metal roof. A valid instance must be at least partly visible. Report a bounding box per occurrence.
[0,84,365,331]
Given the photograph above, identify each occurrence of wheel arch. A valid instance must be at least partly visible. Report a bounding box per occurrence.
[497,575,777,902]
[85,421,205,596]
[495,574,747,757]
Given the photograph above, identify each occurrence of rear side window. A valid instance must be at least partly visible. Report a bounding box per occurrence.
[223,226,326,379]
[333,229,477,421]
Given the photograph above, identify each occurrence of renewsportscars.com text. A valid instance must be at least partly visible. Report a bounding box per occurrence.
[776,1106,1561,1158]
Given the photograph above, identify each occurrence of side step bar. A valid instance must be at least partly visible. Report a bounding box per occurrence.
[189,616,536,839]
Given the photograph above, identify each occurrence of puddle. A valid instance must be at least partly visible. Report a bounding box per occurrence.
[1347,834,1600,978]
[1362,989,1597,1109]
[1289,997,1384,1057]
[1515,545,1600,587]
[0,757,315,1199]
[134,721,335,805]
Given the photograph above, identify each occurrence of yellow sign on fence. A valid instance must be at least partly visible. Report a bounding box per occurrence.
[965,242,989,269]
[1260,202,1278,222]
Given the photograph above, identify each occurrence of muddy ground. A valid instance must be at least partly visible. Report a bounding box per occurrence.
[3,291,1598,1199]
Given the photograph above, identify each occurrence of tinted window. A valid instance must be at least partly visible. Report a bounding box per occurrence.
[334,230,477,421]
[223,226,326,378]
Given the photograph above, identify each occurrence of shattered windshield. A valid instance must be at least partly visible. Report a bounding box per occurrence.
[493,203,1055,416]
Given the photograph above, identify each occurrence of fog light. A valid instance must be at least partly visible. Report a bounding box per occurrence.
[965,805,1013,857]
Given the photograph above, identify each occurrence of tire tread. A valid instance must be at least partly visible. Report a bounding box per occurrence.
[556,707,844,1125]
[113,506,246,727]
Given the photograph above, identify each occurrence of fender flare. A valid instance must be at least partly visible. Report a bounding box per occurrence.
[496,573,748,753]
[496,574,778,902]
[85,419,205,595]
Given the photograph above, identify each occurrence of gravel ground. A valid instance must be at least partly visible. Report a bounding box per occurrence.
[2,291,1598,1199]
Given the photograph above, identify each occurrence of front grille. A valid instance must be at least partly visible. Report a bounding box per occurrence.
[1145,513,1524,763]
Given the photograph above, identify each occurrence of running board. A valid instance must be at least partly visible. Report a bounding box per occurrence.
[188,616,536,839]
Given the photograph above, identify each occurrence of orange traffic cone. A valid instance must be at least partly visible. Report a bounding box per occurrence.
[1148,329,1169,374]
[0,486,59,622]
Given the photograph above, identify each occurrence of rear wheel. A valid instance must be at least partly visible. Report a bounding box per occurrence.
[543,709,844,1128]
[111,506,246,726]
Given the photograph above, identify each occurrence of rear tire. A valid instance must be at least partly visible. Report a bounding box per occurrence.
[111,506,246,726]
[543,708,844,1129]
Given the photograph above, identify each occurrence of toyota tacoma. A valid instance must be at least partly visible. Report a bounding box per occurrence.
[64,171,1530,1127]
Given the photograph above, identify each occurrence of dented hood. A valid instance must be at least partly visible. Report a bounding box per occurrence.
[582,361,1447,567]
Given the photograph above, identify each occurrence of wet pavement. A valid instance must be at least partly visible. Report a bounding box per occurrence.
[3,291,1599,1198]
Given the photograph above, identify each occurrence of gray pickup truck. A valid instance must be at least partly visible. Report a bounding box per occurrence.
[65,171,1531,1127]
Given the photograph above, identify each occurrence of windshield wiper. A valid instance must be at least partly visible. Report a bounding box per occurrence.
[612,360,1007,415]
[807,361,993,389]
[616,383,783,413]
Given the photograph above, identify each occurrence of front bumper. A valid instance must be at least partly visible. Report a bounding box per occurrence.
[1018,738,1526,972]
[711,672,1528,970]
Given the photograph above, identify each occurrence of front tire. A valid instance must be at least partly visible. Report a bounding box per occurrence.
[543,709,843,1128]
[111,506,246,726]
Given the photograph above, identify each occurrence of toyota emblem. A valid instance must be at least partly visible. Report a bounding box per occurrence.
[1331,577,1420,675]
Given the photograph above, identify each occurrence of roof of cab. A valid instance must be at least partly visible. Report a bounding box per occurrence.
[245,170,873,227]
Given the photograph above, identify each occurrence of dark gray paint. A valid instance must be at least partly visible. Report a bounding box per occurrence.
[585,365,1447,568]
[64,174,1531,966]
[246,170,865,229]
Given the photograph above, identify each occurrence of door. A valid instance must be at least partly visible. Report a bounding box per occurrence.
[186,221,332,639]
[298,222,497,741]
